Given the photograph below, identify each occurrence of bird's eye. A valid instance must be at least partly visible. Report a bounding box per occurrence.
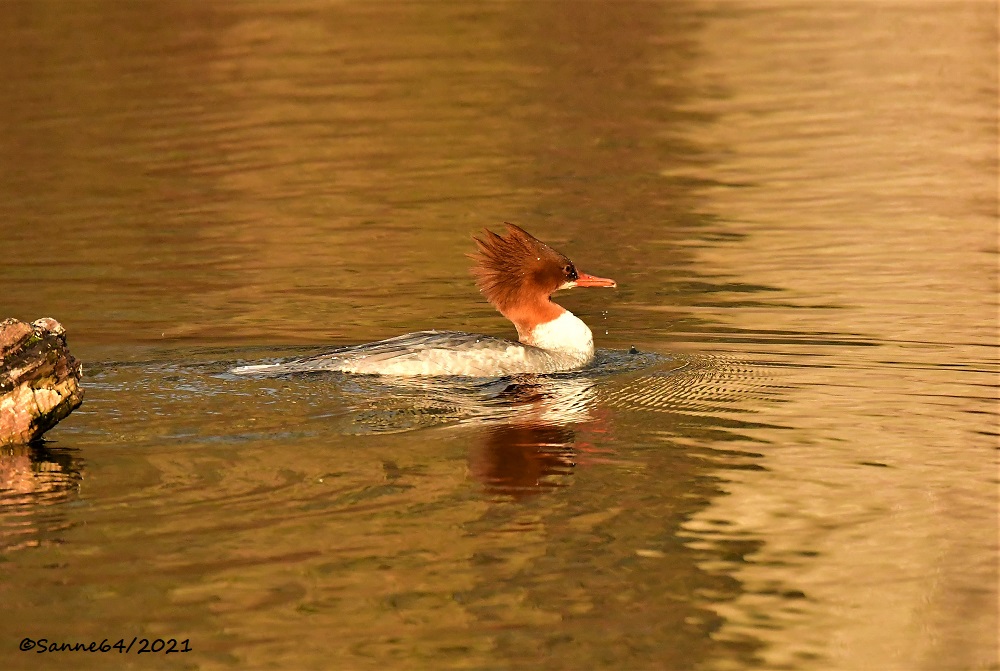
[564,265,578,280]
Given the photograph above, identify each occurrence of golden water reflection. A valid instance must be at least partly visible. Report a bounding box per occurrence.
[0,445,82,553]
[0,1,995,670]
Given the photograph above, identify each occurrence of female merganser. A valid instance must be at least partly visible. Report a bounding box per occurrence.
[231,224,616,377]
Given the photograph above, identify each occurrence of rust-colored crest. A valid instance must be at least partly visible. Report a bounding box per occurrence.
[469,223,572,311]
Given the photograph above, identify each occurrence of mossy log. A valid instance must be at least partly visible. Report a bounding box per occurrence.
[0,317,84,445]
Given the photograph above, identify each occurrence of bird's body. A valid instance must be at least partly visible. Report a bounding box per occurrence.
[231,224,616,377]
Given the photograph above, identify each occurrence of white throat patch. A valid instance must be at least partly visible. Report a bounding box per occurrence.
[524,310,594,358]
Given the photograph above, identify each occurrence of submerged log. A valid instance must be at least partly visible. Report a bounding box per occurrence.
[0,317,84,445]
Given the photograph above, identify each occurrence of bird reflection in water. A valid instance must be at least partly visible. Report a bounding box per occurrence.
[467,376,607,498]
[304,369,618,497]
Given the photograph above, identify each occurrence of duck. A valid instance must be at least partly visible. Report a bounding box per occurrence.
[230,223,616,377]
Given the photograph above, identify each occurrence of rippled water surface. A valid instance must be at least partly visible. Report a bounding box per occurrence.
[1,2,996,670]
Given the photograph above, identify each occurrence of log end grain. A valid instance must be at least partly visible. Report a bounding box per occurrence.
[0,318,84,445]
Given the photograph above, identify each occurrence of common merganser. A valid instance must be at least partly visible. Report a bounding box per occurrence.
[231,224,616,377]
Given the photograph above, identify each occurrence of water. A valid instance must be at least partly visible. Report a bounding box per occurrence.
[1,2,996,670]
